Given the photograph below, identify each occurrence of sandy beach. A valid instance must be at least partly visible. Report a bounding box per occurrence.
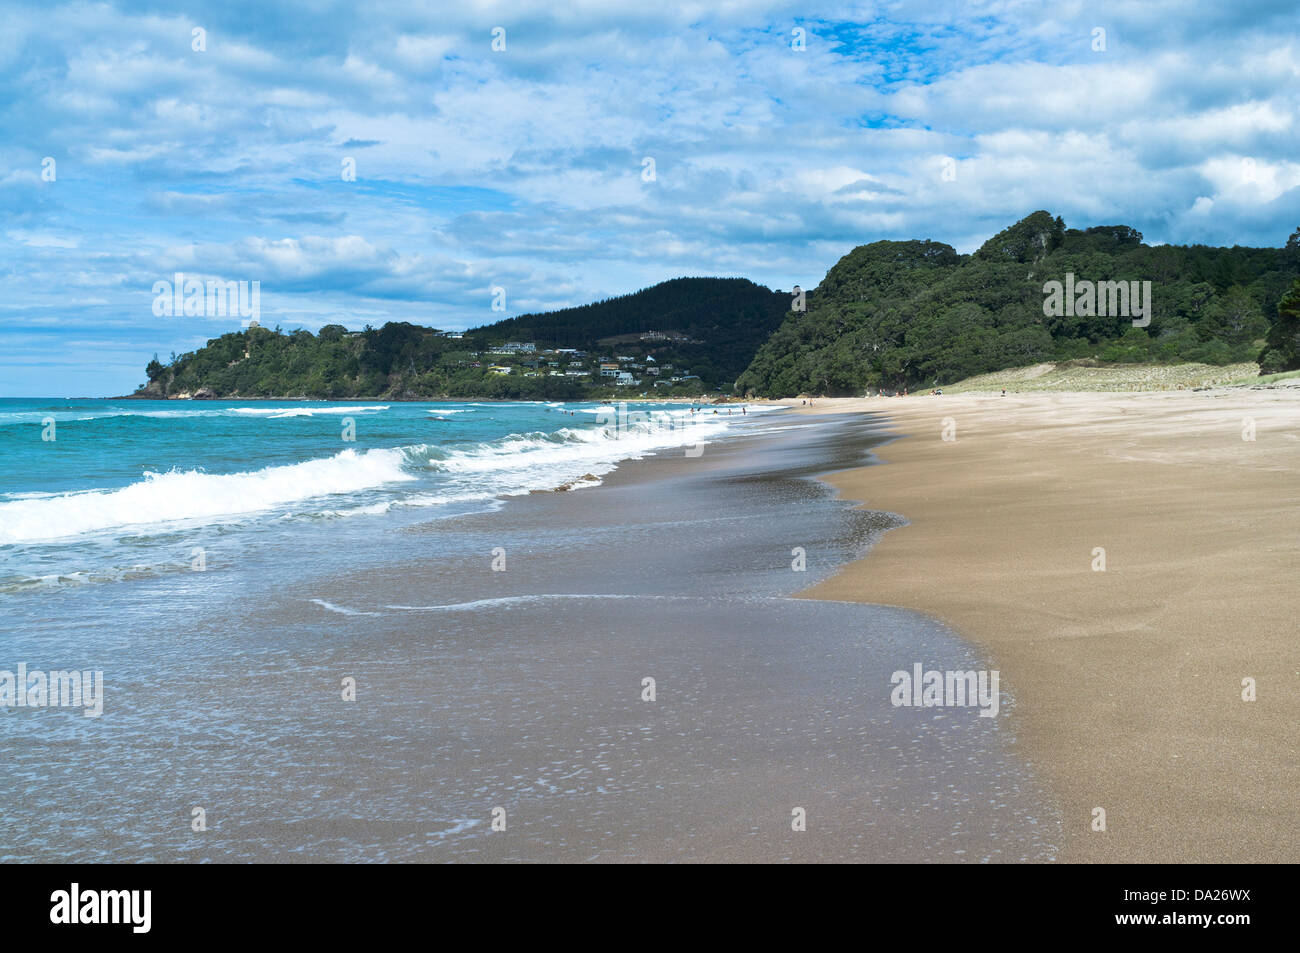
[785,389,1300,863]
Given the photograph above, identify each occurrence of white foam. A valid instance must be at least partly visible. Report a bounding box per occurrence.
[231,405,389,417]
[2,409,222,424]
[0,448,414,544]
[0,405,744,544]
[419,411,728,497]
[310,598,384,616]
[385,593,646,612]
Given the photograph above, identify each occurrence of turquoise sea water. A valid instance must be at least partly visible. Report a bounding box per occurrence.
[0,397,756,596]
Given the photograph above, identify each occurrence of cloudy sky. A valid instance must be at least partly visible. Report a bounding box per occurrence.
[3,0,1298,396]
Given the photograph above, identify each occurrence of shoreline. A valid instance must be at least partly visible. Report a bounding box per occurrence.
[783,390,1300,863]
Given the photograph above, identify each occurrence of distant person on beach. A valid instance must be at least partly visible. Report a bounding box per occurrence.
[1001,388,1006,397]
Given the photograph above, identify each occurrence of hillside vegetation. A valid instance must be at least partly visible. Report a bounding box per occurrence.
[466,277,788,385]
[134,217,1300,400]
[737,212,1300,396]
[136,277,786,399]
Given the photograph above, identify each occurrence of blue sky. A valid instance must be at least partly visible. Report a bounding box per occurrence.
[3,0,1298,396]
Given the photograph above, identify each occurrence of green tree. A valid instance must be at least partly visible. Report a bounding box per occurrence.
[1259,278,1300,372]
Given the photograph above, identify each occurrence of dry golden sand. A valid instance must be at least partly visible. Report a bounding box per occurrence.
[775,390,1299,863]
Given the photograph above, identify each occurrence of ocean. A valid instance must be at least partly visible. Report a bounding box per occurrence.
[0,399,1060,862]
[0,398,746,593]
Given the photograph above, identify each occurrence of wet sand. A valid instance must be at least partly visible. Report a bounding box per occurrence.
[242,414,1061,862]
[785,390,1300,863]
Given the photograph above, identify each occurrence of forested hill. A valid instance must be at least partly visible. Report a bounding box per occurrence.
[465,277,789,383]
[133,276,788,400]
[133,222,1300,401]
[736,212,1300,396]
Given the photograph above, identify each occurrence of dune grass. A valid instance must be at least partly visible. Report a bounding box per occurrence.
[1224,368,1300,387]
[942,360,1262,393]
